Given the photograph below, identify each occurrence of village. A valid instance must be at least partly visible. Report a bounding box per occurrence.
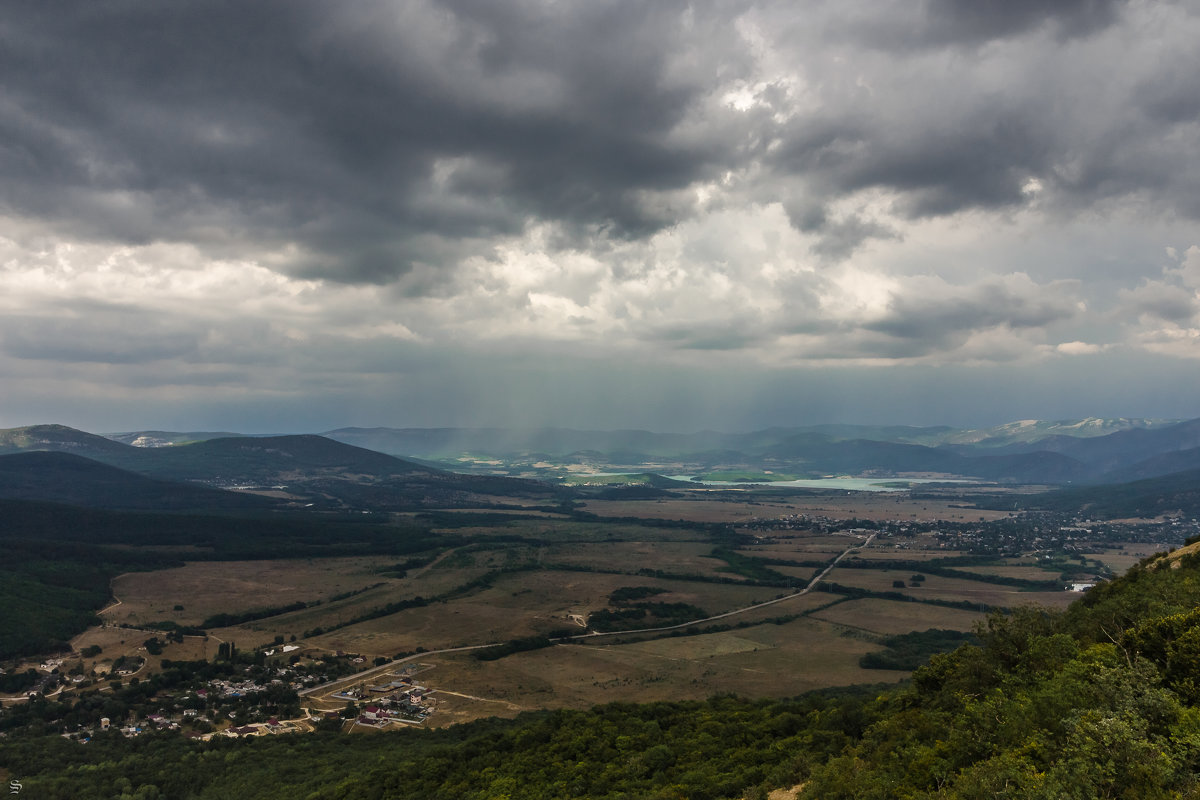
[0,641,442,743]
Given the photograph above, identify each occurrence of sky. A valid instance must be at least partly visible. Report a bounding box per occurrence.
[2,0,1199,434]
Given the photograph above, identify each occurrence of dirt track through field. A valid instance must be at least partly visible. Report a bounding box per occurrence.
[568,532,876,640]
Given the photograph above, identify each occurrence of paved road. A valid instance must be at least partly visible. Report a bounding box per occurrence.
[297,533,875,699]
[298,642,499,698]
[566,532,876,640]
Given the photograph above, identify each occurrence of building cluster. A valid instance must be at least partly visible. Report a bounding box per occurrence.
[333,674,435,727]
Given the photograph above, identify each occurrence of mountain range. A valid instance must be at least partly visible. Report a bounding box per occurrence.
[0,425,561,511]
[317,417,1200,485]
[1,417,1198,514]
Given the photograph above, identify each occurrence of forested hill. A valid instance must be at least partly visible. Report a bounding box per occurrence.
[10,540,1200,798]
[799,540,1200,798]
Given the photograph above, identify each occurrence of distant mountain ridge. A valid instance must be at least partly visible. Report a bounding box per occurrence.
[8,417,1198,487]
[319,418,1199,485]
[320,417,1184,460]
[0,424,560,509]
[0,451,274,511]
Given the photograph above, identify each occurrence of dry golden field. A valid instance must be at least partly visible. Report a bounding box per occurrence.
[818,566,1076,609]
[411,615,909,726]
[542,540,727,576]
[581,492,1013,522]
[102,557,395,628]
[64,487,1113,722]
[808,598,988,635]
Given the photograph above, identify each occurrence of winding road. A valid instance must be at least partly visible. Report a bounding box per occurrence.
[298,533,875,701]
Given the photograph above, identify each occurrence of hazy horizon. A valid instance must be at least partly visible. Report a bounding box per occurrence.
[3,410,1193,441]
[3,3,1199,434]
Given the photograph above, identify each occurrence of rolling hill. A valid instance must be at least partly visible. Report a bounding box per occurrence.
[0,423,135,460]
[0,451,276,511]
[1020,467,1200,518]
[0,425,561,509]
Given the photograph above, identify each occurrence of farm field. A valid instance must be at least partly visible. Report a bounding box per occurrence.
[291,570,787,658]
[808,597,988,635]
[431,517,708,544]
[832,546,972,561]
[1089,544,1173,573]
[737,534,870,557]
[582,493,1015,522]
[414,615,910,726]
[34,483,1169,736]
[541,540,727,576]
[580,497,804,523]
[819,565,1078,608]
[102,557,398,628]
[955,564,1064,581]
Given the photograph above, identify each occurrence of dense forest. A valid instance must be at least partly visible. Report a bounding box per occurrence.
[7,538,1200,797]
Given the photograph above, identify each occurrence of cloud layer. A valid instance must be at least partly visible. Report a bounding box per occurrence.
[2,0,1199,430]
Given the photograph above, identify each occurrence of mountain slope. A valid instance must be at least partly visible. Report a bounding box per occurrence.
[134,434,431,483]
[130,435,563,508]
[1,425,560,508]
[0,423,136,460]
[1021,467,1200,518]
[1099,446,1200,483]
[105,430,252,447]
[0,451,275,511]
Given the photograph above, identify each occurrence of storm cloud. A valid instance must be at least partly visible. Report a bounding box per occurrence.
[1,1,1199,432]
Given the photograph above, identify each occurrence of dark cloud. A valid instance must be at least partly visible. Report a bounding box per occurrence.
[0,0,745,282]
[864,279,1078,350]
[920,0,1123,45]
[2,0,1196,289]
[758,1,1200,233]
[805,212,899,260]
[1123,282,1200,323]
